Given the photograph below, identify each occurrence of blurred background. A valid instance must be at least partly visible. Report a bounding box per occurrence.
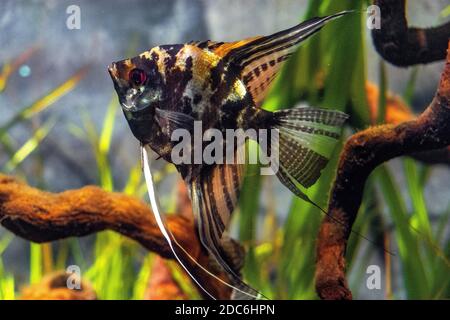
[0,0,449,299]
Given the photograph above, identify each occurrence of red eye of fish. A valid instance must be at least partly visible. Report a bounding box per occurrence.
[129,68,147,86]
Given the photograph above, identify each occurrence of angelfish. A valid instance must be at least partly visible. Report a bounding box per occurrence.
[109,11,350,299]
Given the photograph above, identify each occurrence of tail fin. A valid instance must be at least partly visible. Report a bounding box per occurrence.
[269,105,348,207]
[266,108,398,256]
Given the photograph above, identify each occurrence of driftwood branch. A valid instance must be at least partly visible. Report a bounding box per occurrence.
[366,81,450,166]
[0,174,232,299]
[315,41,450,300]
[372,0,450,66]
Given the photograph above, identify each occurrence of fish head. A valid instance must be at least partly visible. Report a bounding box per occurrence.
[108,50,163,113]
[108,45,202,145]
[108,49,168,143]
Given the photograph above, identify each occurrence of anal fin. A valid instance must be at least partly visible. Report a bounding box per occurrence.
[186,147,264,299]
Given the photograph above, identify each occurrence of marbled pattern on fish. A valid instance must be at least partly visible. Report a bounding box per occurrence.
[109,11,351,299]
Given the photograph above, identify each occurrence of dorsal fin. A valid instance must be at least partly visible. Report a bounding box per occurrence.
[193,11,350,107]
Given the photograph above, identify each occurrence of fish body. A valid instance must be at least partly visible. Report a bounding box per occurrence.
[109,11,351,299]
[109,43,267,170]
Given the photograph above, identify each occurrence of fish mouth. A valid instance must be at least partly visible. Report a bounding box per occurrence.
[108,62,135,111]
[107,63,121,88]
[120,102,134,111]
[107,63,117,79]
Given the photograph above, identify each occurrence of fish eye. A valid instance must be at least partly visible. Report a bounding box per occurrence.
[129,68,147,86]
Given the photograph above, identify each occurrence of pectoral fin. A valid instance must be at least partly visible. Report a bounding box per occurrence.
[155,108,195,137]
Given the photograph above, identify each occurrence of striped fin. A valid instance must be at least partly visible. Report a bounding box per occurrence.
[268,106,348,206]
[142,144,259,299]
[209,234,246,275]
[141,144,218,299]
[191,162,243,245]
[205,11,350,107]
[187,149,263,299]
[190,38,261,57]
